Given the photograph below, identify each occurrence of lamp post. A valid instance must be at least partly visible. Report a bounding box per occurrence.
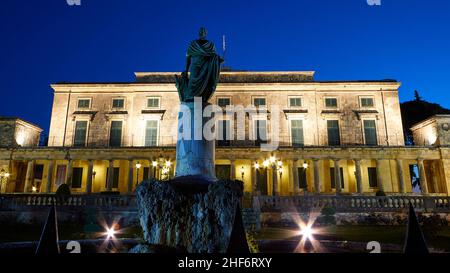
[150,158,172,181]
[0,169,10,193]
[152,160,158,178]
[135,161,141,187]
[256,156,283,196]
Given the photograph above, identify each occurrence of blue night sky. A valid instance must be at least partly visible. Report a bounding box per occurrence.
[1,0,449,134]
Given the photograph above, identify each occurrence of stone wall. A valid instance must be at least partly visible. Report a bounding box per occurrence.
[48,73,404,148]
[412,115,450,146]
[0,118,42,148]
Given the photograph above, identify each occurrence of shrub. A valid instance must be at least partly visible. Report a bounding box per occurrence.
[375,190,386,196]
[55,184,71,195]
[317,205,336,226]
[321,205,336,216]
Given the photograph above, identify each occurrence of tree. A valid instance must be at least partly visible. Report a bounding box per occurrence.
[400,91,450,145]
[414,90,422,101]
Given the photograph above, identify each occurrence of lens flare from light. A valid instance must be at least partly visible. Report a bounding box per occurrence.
[298,225,315,241]
[289,209,325,253]
[105,226,116,240]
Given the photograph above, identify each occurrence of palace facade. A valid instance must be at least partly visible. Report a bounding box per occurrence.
[1,71,449,196]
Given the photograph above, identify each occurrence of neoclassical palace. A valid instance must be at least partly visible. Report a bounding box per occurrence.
[1,71,450,196]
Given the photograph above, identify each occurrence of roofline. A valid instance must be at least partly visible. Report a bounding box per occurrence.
[0,117,43,132]
[411,114,450,130]
[135,71,316,77]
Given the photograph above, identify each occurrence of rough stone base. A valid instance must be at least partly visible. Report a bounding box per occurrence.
[135,176,248,253]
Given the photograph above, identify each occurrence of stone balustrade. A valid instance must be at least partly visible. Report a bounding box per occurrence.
[254,195,450,213]
[0,194,136,210]
[1,194,450,214]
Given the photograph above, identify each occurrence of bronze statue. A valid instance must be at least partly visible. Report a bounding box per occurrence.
[175,27,224,102]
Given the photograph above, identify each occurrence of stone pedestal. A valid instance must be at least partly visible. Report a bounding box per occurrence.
[175,102,216,180]
[133,177,248,253]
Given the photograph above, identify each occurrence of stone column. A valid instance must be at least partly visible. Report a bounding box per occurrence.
[333,159,342,195]
[175,101,215,180]
[313,159,321,194]
[45,160,55,193]
[65,159,73,187]
[376,159,385,192]
[355,159,363,194]
[107,160,114,191]
[396,159,406,193]
[292,159,299,195]
[272,165,278,196]
[127,160,134,193]
[431,161,440,193]
[148,160,153,180]
[86,160,94,194]
[24,160,35,193]
[230,159,236,180]
[418,159,429,194]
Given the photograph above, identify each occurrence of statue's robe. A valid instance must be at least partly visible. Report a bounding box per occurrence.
[176,39,222,102]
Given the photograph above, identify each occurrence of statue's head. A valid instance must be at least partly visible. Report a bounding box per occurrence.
[199,27,207,39]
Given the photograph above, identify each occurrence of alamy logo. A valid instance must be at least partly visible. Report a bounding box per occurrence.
[66,0,81,6]
[367,0,381,6]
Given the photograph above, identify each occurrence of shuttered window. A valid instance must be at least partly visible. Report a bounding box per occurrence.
[74,121,88,147]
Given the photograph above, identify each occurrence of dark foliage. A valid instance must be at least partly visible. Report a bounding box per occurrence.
[375,190,386,196]
[400,92,450,145]
[55,184,71,196]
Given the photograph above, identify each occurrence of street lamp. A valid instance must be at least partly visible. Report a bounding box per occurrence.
[152,161,158,178]
[135,161,141,187]
[255,156,283,196]
[0,169,10,193]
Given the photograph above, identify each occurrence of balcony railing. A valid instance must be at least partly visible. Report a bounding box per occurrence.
[42,134,408,149]
[0,194,136,210]
[1,194,450,213]
[255,195,450,213]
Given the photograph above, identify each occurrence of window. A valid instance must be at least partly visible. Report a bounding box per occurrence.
[327,120,341,146]
[325,98,338,108]
[254,120,267,145]
[289,97,302,107]
[297,167,308,189]
[147,97,160,108]
[253,98,266,107]
[106,167,120,188]
[145,120,158,146]
[109,121,123,147]
[143,167,150,180]
[290,120,304,147]
[360,97,374,108]
[112,98,125,109]
[215,165,231,180]
[72,167,83,189]
[217,98,231,107]
[217,120,232,146]
[73,121,88,147]
[77,99,91,109]
[368,167,378,188]
[330,167,344,189]
[363,120,378,146]
[256,169,268,195]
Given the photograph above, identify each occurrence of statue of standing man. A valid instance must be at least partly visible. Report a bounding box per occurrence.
[176,27,224,102]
